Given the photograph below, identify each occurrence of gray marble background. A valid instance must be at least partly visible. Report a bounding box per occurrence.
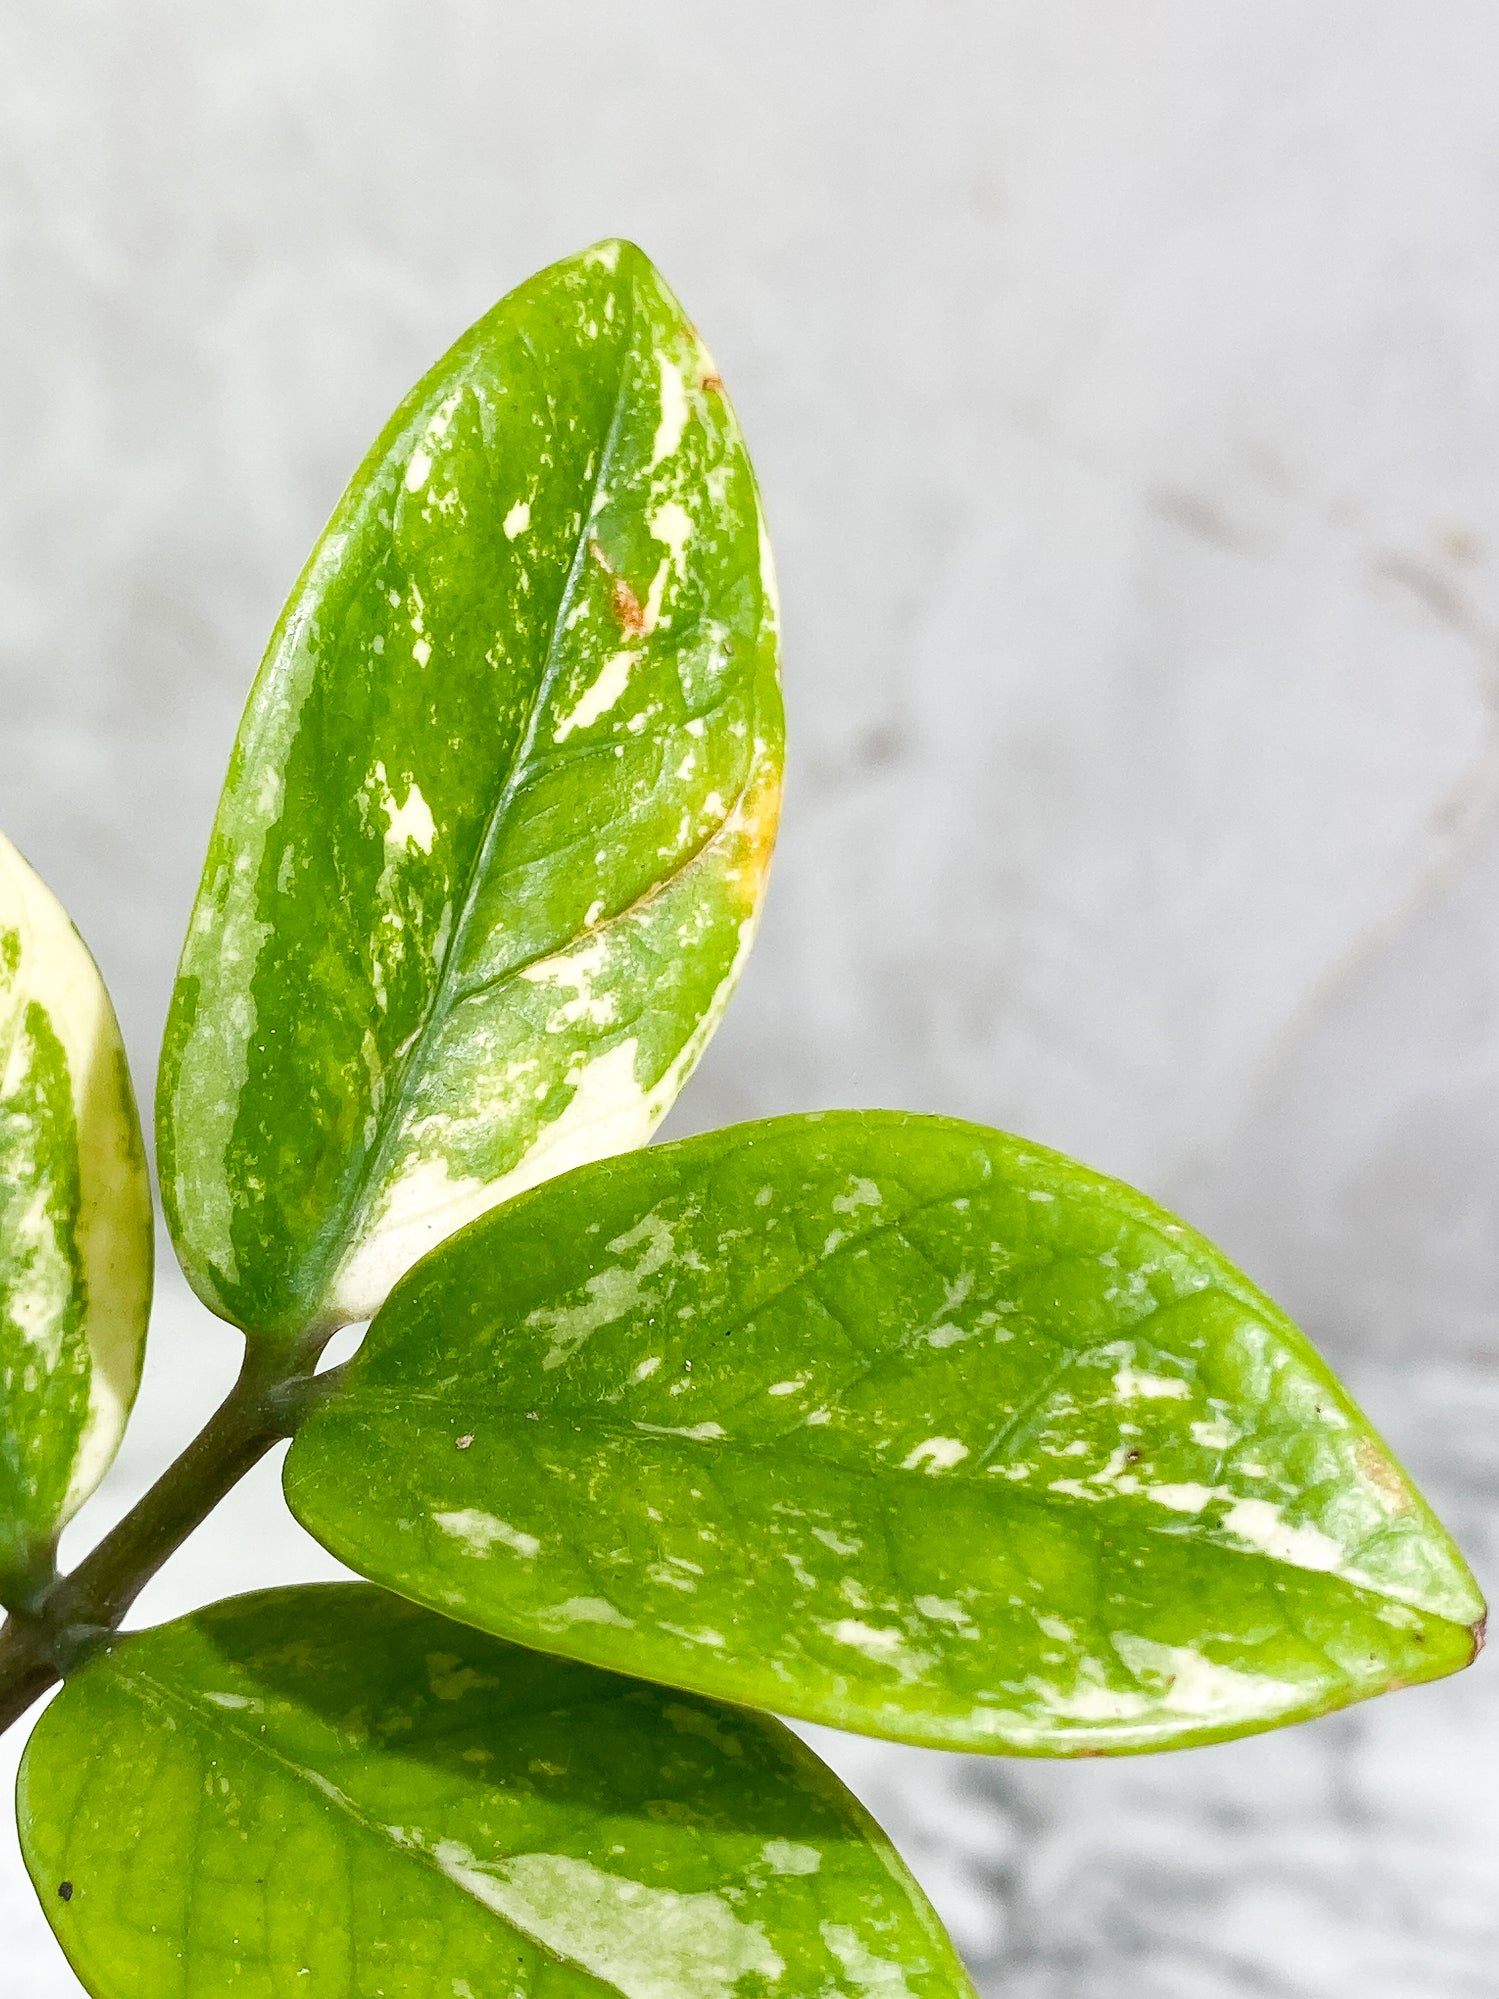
[2,5,1497,1992]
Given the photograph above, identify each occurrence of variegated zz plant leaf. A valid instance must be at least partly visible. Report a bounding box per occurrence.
[0,835,151,1603]
[158,240,781,1342]
[287,1113,1485,1755]
[19,1584,974,1999]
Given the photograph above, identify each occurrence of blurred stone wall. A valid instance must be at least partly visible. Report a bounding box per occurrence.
[2,7,1497,1993]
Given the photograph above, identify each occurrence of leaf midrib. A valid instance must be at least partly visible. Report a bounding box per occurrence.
[449,755,760,1012]
[307,1382,1456,1620]
[307,274,645,1322]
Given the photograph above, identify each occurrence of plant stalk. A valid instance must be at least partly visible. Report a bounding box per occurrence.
[0,1339,319,1738]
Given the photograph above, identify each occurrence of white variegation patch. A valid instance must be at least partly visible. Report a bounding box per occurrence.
[530,1210,676,1370]
[328,1037,672,1323]
[432,1509,540,1560]
[762,1841,820,1877]
[1110,1634,1303,1725]
[649,349,692,470]
[426,1841,784,1999]
[820,1924,918,1999]
[370,764,437,855]
[824,1619,935,1684]
[1219,1497,1344,1572]
[900,1437,969,1473]
[327,843,767,1325]
[554,650,637,741]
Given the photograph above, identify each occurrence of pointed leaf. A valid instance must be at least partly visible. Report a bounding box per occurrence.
[18,1582,973,1999]
[158,240,782,1340]
[0,835,151,1601]
[288,1112,1485,1755]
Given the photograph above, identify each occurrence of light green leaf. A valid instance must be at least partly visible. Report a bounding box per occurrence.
[287,1112,1485,1755]
[158,240,782,1342]
[18,1582,973,1999]
[0,834,151,1601]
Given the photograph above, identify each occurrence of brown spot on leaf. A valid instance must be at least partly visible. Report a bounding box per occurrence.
[700,372,724,394]
[589,538,649,635]
[1353,1438,1411,1513]
[612,579,648,634]
[58,1882,73,1902]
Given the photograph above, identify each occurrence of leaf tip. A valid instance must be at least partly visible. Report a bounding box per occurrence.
[576,235,648,279]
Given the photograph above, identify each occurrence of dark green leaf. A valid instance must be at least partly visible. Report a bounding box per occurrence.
[158,241,781,1341]
[18,1582,972,1999]
[287,1112,1485,1754]
[0,834,151,1600]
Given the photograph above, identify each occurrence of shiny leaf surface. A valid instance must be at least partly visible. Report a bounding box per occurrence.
[18,1583,972,1999]
[288,1112,1484,1754]
[0,834,151,1600]
[158,240,781,1341]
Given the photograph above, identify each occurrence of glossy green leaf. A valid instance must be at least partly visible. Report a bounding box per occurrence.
[19,1582,972,1999]
[0,834,151,1601]
[158,240,782,1342]
[287,1112,1484,1756]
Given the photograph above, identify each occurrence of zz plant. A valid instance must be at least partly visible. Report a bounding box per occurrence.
[1,242,1484,1999]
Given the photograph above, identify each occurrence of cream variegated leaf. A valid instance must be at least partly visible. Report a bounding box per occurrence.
[158,241,782,1340]
[0,834,151,1599]
[19,1585,975,1999]
[288,1113,1485,1755]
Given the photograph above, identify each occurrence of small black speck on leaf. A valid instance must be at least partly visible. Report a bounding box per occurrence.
[1125,1449,1141,1463]
[58,1882,73,1902]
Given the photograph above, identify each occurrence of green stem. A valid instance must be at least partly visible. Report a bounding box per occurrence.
[0,1340,321,1738]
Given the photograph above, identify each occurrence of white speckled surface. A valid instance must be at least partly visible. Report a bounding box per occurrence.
[2,6,1496,1992]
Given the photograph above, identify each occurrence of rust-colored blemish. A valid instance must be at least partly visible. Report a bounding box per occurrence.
[1353,1437,1411,1512]
[700,371,724,394]
[1471,1611,1487,1660]
[589,538,649,635]
[612,577,648,634]
[725,759,783,910]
